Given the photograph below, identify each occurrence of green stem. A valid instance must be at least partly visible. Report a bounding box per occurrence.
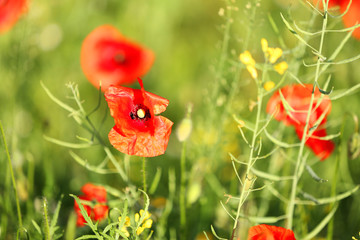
[43,198,51,240]
[142,157,147,194]
[231,65,267,239]
[0,121,23,229]
[326,115,346,240]
[286,2,329,230]
[180,141,187,240]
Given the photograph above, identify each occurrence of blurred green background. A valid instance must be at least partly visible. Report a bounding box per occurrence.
[1,0,360,239]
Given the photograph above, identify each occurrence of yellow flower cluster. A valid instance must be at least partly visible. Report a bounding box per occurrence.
[135,209,153,235]
[261,38,288,75]
[118,216,131,237]
[118,209,153,237]
[239,50,258,79]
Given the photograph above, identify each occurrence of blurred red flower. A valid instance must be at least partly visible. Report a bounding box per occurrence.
[74,183,109,227]
[312,0,360,39]
[248,224,296,240]
[0,0,27,33]
[81,25,155,91]
[266,84,334,160]
[339,0,360,39]
[105,78,173,157]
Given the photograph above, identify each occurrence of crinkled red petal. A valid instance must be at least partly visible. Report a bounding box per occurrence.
[108,115,173,157]
[0,0,27,33]
[248,224,296,240]
[105,84,169,136]
[81,25,155,91]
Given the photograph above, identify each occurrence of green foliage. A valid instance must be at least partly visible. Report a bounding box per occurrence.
[2,0,360,239]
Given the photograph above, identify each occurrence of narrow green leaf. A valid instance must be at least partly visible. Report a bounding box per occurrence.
[210,225,227,240]
[240,213,287,224]
[280,13,325,59]
[69,151,117,174]
[303,204,339,240]
[50,195,63,237]
[330,83,360,101]
[295,185,359,205]
[75,235,101,240]
[251,168,293,181]
[306,165,328,183]
[149,168,162,195]
[265,129,300,148]
[40,81,75,113]
[44,135,93,149]
[104,147,128,182]
[31,220,42,235]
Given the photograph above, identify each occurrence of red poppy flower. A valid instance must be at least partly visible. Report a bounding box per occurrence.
[339,0,360,39]
[0,0,27,33]
[74,183,109,227]
[248,224,296,240]
[105,78,173,157]
[266,84,334,160]
[312,0,360,39]
[81,25,155,91]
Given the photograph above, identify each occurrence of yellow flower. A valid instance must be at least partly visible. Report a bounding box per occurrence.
[274,61,288,75]
[261,38,269,55]
[268,47,283,64]
[135,209,153,236]
[264,81,275,91]
[246,65,258,79]
[239,51,256,66]
[118,216,131,237]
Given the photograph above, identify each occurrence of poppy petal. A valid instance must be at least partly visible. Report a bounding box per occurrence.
[340,0,360,39]
[0,0,27,33]
[108,115,173,157]
[81,25,155,91]
[93,205,109,221]
[295,126,335,160]
[267,84,334,160]
[81,183,107,203]
[248,224,296,240]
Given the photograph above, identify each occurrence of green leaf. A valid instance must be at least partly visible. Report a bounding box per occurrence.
[330,83,360,101]
[210,225,227,240]
[31,220,42,235]
[295,185,360,205]
[306,165,328,183]
[149,168,162,195]
[69,151,117,174]
[265,129,300,148]
[44,135,93,149]
[251,168,293,181]
[50,195,63,238]
[303,204,339,240]
[280,13,325,59]
[240,213,287,224]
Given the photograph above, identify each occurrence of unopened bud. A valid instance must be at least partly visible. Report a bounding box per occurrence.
[176,118,193,142]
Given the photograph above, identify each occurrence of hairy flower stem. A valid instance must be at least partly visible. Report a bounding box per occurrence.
[286,2,329,229]
[231,66,267,239]
[142,157,147,195]
[180,141,187,240]
[0,121,23,230]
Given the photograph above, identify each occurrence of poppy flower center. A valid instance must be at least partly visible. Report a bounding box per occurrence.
[114,53,126,63]
[137,109,146,119]
[130,104,151,121]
